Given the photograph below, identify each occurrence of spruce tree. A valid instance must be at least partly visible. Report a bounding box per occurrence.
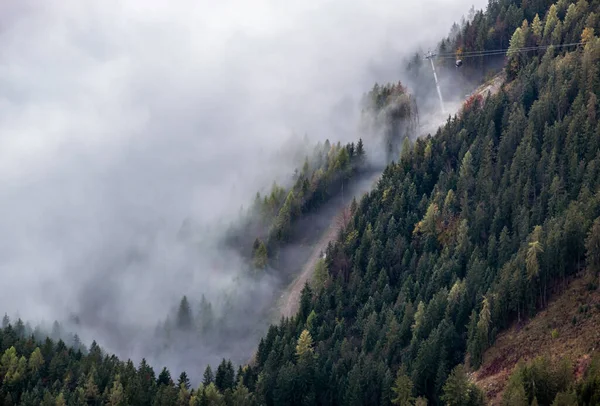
[203,365,215,386]
[176,295,193,331]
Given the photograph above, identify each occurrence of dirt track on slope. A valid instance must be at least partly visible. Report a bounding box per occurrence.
[472,71,505,99]
[280,212,345,318]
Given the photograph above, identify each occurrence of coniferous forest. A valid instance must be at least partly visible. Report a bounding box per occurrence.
[3,0,600,404]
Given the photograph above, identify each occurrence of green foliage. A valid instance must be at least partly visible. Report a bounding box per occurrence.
[236,81,416,270]
[586,217,600,274]
[237,3,600,403]
[312,258,328,290]
[441,364,485,406]
[502,365,528,406]
[503,356,575,405]
[391,369,415,405]
[204,382,226,406]
[203,364,215,386]
[507,27,526,78]
[577,353,600,405]
[552,391,578,405]
[231,378,252,406]
[108,375,126,406]
[360,81,418,162]
[252,238,268,270]
[236,137,373,269]
[215,359,235,392]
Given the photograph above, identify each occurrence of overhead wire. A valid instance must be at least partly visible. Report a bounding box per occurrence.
[430,41,584,60]
[420,40,584,116]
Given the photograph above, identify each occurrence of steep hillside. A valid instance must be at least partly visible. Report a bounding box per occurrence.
[241,1,600,404]
[474,273,600,403]
[223,82,418,278]
[279,72,506,320]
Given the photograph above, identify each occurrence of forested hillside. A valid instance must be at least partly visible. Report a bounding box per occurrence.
[2,0,600,405]
[237,0,600,404]
[474,275,600,404]
[227,138,367,270]
[227,81,417,272]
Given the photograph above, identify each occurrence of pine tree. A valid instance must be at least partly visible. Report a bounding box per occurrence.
[204,382,225,406]
[232,377,252,406]
[312,258,328,290]
[177,383,191,406]
[252,239,268,269]
[544,5,559,40]
[178,371,191,390]
[502,367,528,406]
[176,295,193,330]
[72,333,83,352]
[296,329,314,361]
[585,217,600,274]
[356,138,365,158]
[582,27,595,45]
[55,392,66,406]
[84,368,99,404]
[108,375,125,406]
[527,226,545,305]
[391,369,415,405]
[203,365,215,386]
[298,283,313,322]
[477,296,491,348]
[532,13,543,41]
[28,347,44,376]
[157,367,172,386]
[441,364,485,406]
[507,27,526,78]
[215,359,235,392]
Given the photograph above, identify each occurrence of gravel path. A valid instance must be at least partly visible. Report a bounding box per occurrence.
[280,213,343,318]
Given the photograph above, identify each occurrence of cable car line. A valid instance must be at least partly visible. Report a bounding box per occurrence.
[431,41,584,60]
[420,41,584,114]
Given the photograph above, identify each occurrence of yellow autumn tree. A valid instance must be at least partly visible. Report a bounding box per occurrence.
[296,329,314,360]
[532,14,543,42]
[527,226,544,282]
[582,27,595,45]
[544,5,559,40]
[28,347,44,376]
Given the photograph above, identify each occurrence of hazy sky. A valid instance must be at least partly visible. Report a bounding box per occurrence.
[0,0,486,369]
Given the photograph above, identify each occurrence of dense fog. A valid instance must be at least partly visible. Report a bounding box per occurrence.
[0,0,487,380]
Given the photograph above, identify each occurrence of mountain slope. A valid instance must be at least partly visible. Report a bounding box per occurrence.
[242,1,600,404]
[474,273,600,404]
[279,72,506,320]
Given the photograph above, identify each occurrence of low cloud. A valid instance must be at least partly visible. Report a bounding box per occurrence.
[0,0,486,376]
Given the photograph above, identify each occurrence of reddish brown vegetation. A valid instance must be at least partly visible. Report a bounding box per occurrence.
[473,275,600,404]
[463,93,484,113]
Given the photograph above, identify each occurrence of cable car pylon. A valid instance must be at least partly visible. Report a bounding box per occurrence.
[425,51,445,115]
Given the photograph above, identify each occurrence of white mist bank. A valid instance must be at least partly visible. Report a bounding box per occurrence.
[0,0,486,373]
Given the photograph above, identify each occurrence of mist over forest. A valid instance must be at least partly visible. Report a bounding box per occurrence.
[0,0,487,380]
